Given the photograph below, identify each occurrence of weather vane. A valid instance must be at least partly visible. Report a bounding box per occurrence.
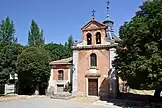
[92,9,96,18]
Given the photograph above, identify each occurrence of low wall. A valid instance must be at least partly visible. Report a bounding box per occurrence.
[128,89,155,96]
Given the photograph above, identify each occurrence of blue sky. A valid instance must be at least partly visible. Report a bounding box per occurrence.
[0,0,143,45]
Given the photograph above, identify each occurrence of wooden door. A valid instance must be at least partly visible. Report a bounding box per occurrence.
[88,79,98,96]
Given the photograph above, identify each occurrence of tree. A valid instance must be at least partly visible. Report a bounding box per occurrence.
[64,35,74,57]
[28,20,44,47]
[64,42,68,47]
[67,35,73,49]
[0,16,17,44]
[113,0,162,90]
[0,43,23,84]
[17,47,50,95]
[44,43,71,61]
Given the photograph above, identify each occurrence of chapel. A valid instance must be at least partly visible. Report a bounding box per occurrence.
[48,1,122,98]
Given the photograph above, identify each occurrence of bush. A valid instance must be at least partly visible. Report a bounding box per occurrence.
[63,82,72,93]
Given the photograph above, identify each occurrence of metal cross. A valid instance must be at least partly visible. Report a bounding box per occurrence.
[92,9,96,18]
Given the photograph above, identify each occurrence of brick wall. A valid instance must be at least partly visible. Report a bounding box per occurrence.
[52,65,69,81]
[77,49,110,95]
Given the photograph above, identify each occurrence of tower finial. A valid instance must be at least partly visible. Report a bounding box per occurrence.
[92,9,96,19]
[106,0,110,21]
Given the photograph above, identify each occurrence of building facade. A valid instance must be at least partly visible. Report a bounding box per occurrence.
[48,57,73,93]
[72,17,120,98]
[48,1,122,98]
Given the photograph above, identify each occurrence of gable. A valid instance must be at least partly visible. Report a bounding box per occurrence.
[81,19,106,31]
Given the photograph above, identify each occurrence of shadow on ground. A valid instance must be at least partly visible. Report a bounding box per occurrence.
[100,93,162,108]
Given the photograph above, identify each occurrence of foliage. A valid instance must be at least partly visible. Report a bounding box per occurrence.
[0,43,23,84]
[63,82,72,93]
[67,35,73,49]
[64,42,68,47]
[28,20,44,47]
[44,43,72,61]
[113,0,162,89]
[0,16,17,44]
[17,47,50,94]
[64,35,74,57]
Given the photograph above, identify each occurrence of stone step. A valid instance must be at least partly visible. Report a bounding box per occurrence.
[50,93,73,100]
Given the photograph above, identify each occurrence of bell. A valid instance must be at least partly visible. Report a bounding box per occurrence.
[97,38,100,43]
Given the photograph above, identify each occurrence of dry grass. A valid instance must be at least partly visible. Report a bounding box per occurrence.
[68,96,99,103]
[128,89,162,96]
[128,89,155,95]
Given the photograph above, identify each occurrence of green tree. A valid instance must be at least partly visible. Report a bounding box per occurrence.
[44,43,71,61]
[65,35,73,57]
[0,43,23,84]
[17,47,50,95]
[0,16,17,44]
[28,20,44,47]
[67,35,73,49]
[113,0,162,90]
[64,42,68,47]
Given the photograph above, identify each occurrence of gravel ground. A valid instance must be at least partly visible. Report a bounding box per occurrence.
[0,95,46,102]
[68,96,99,103]
[0,97,120,108]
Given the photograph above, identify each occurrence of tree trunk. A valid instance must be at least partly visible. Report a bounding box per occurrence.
[154,87,161,98]
[153,86,162,103]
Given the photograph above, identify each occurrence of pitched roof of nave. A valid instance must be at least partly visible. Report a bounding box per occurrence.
[50,57,72,65]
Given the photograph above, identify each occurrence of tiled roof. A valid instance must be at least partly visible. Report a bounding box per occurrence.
[50,57,73,65]
[106,32,121,42]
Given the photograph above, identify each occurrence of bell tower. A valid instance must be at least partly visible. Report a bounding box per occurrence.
[81,18,107,46]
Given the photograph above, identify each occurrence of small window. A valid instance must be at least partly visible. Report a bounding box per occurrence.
[58,70,64,80]
[87,33,92,45]
[96,32,101,44]
[90,53,97,67]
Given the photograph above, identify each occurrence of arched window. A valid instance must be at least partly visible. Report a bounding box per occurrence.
[96,32,101,44]
[58,70,64,80]
[90,53,97,67]
[87,33,92,45]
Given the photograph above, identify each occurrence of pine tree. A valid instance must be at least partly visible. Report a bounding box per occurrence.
[0,16,16,44]
[66,35,73,57]
[28,20,44,47]
[64,42,68,47]
[67,35,73,49]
